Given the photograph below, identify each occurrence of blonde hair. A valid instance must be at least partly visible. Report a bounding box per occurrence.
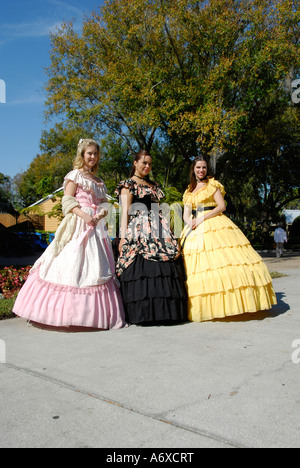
[73,139,100,174]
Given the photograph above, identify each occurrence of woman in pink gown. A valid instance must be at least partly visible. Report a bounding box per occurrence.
[13,139,126,330]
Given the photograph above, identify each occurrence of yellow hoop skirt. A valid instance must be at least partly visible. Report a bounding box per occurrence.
[181,179,277,322]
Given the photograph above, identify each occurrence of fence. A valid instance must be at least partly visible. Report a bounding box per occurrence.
[0,214,44,230]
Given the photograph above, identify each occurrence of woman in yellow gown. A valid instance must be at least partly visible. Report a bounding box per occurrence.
[181,157,277,322]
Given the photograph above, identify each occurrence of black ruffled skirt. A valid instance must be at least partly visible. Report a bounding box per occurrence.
[119,254,188,324]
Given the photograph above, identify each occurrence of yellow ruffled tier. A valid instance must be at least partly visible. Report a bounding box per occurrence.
[187,282,277,322]
[181,213,250,253]
[184,257,275,296]
[181,214,277,322]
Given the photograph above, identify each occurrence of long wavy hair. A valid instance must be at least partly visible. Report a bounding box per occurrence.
[188,156,213,193]
[73,139,100,174]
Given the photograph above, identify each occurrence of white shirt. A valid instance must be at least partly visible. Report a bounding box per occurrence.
[274,228,287,243]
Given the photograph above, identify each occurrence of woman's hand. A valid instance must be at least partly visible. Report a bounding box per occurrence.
[82,213,95,227]
[82,208,108,227]
[80,211,97,227]
[190,216,204,230]
[93,208,108,224]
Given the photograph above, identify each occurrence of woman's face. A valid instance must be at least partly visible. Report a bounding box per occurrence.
[194,160,208,180]
[134,155,152,178]
[83,145,99,171]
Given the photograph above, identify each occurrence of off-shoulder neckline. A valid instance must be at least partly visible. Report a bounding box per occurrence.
[186,178,217,196]
[64,170,107,199]
[190,182,208,195]
[78,169,104,186]
[129,177,157,189]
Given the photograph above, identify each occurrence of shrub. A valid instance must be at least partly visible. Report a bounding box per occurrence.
[0,266,31,299]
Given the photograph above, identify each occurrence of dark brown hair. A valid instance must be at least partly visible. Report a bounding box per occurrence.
[188,156,212,192]
[129,150,153,179]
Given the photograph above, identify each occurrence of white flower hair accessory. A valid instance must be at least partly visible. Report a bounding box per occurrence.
[78,138,84,145]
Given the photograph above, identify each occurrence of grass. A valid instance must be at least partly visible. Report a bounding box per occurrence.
[0,295,17,320]
[270,271,288,279]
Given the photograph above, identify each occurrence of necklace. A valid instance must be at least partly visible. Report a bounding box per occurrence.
[196,177,208,183]
[133,174,154,188]
[134,174,145,181]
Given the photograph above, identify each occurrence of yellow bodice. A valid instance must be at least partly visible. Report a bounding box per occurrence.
[182,177,226,210]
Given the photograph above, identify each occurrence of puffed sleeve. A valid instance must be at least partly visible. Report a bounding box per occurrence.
[151,182,165,201]
[182,188,192,205]
[63,169,80,191]
[211,179,226,197]
[114,179,137,198]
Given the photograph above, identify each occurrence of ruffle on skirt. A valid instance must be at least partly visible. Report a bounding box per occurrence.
[188,282,276,322]
[119,254,188,324]
[13,268,126,330]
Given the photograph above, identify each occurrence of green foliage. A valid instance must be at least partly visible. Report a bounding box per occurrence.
[99,135,132,196]
[0,173,17,215]
[218,102,300,243]
[163,186,183,205]
[45,0,300,156]
[14,124,93,207]
[10,0,300,245]
[46,193,64,221]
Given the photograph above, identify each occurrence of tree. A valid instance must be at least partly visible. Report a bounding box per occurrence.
[45,0,299,155]
[218,90,300,245]
[43,0,300,240]
[99,135,132,195]
[15,124,93,207]
[0,173,18,217]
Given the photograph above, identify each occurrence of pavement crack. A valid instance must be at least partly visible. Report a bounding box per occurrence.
[3,361,248,448]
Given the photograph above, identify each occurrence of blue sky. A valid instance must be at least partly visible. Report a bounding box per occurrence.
[0,0,104,179]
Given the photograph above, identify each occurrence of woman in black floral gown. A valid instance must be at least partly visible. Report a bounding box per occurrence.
[115,150,188,325]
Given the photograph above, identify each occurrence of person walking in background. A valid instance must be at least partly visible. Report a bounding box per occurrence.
[13,139,126,331]
[274,225,288,258]
[180,156,277,323]
[115,150,188,325]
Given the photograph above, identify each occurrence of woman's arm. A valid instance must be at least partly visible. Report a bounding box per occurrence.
[205,188,226,218]
[195,189,226,228]
[190,189,226,230]
[64,180,95,227]
[183,203,198,230]
[118,187,133,254]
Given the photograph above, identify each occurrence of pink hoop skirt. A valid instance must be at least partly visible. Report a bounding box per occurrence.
[13,170,126,330]
[14,267,125,329]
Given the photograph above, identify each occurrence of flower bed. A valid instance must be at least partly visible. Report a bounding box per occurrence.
[0,266,31,299]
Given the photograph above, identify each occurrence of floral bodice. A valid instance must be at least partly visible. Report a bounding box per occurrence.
[64,169,108,207]
[115,179,180,276]
[115,179,165,208]
[182,178,225,210]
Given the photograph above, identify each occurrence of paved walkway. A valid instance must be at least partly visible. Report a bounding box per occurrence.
[0,253,299,448]
[261,250,300,272]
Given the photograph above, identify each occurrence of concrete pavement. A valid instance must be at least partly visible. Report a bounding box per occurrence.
[0,253,299,448]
